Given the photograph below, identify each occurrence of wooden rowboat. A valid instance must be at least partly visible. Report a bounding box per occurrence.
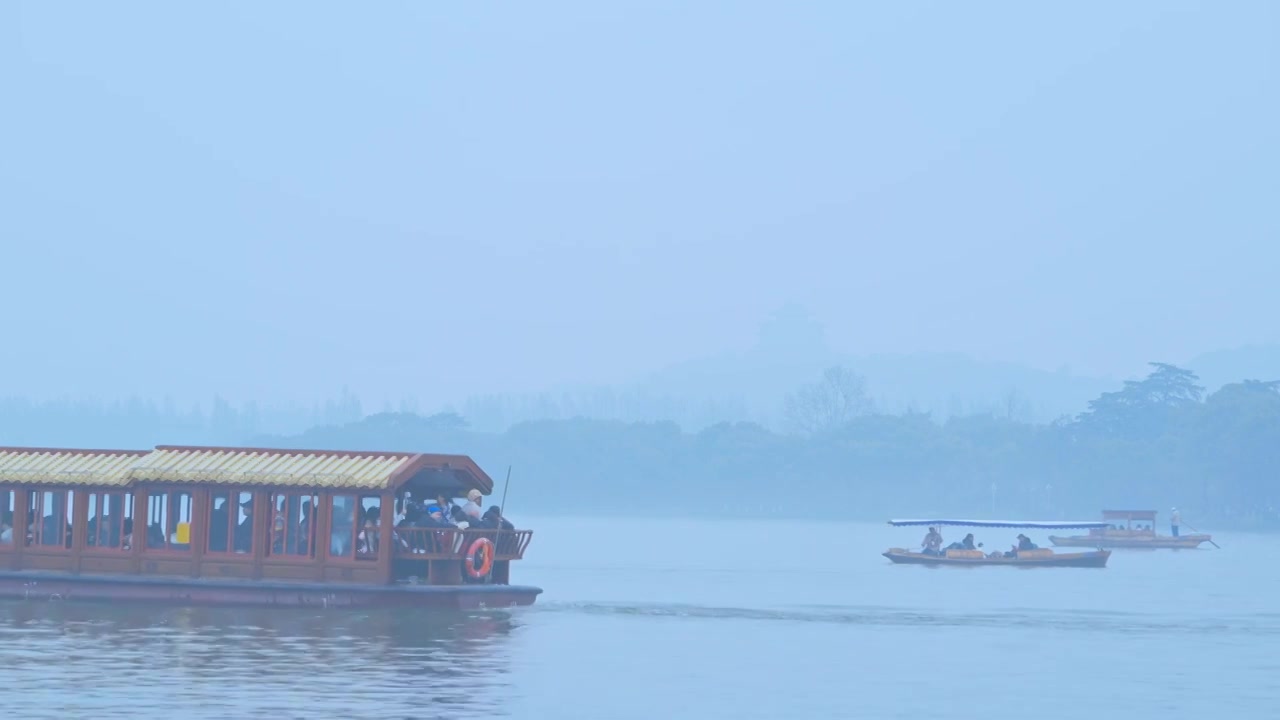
[882,547,1111,568]
[1048,510,1213,549]
[1048,534,1209,550]
[883,518,1112,568]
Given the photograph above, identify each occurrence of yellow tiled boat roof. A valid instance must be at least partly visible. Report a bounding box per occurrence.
[128,446,421,489]
[0,445,493,493]
[0,448,149,486]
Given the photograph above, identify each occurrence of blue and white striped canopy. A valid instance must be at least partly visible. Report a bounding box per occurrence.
[888,519,1109,530]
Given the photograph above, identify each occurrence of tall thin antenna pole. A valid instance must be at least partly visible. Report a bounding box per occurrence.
[498,465,512,520]
[486,465,512,584]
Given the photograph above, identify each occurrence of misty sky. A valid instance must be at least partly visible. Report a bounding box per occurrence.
[4,1,1276,408]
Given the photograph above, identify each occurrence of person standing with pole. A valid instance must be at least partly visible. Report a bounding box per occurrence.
[1170,507,1181,537]
[485,466,512,585]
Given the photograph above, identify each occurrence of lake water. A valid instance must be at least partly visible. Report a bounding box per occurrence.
[3,517,1277,719]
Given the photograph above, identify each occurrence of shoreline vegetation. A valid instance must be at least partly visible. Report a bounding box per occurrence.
[2,363,1276,531]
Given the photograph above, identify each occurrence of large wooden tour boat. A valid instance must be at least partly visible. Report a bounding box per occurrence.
[0,444,541,609]
[1049,510,1213,549]
[883,519,1112,568]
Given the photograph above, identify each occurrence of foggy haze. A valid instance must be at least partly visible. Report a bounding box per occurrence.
[4,6,1279,717]
[4,1,1277,417]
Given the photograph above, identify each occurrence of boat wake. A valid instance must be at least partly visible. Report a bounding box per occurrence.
[534,601,1280,636]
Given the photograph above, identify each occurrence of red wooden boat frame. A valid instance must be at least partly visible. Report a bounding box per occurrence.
[0,445,541,609]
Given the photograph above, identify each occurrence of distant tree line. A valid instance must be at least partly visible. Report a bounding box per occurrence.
[2,364,1275,530]
[0,386,752,444]
[0,390,364,449]
[244,363,1279,530]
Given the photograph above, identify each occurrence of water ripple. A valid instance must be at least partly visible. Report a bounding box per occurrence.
[0,601,520,719]
[536,600,1280,635]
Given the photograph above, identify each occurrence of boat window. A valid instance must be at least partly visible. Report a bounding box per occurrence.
[267,492,318,558]
[84,491,135,551]
[206,490,255,555]
[143,490,193,552]
[356,495,382,561]
[328,494,382,561]
[328,495,357,559]
[28,490,73,549]
[0,488,14,546]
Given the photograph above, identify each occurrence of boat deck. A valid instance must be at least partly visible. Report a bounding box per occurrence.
[1049,533,1210,549]
[883,548,1110,568]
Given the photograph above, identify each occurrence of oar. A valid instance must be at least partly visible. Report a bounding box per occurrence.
[1182,521,1220,549]
[485,465,512,584]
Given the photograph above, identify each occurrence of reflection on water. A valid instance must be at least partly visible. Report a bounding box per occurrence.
[536,600,1280,636]
[4,518,1279,719]
[0,601,519,719]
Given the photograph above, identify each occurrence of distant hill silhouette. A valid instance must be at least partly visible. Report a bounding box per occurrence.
[1185,344,1280,392]
[627,306,1115,428]
[458,306,1275,432]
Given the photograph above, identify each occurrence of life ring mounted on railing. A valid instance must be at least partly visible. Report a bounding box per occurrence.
[464,537,495,579]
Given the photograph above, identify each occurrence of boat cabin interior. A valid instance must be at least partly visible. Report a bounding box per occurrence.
[0,445,532,587]
[1097,510,1157,535]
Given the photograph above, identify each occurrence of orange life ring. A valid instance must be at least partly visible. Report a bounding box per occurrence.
[465,537,494,578]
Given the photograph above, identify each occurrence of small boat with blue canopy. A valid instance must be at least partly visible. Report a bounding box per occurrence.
[883,518,1112,568]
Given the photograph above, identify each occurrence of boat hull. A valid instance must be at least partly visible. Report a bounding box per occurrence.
[0,570,542,610]
[882,549,1110,568]
[1048,534,1210,549]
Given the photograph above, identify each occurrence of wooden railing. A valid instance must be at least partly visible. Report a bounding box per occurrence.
[384,528,533,561]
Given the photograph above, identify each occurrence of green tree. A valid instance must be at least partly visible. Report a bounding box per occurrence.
[1076,362,1204,439]
[783,366,874,435]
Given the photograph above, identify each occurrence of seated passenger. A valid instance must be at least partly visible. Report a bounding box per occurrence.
[421,505,459,553]
[86,513,100,547]
[208,500,230,552]
[1016,533,1038,551]
[146,523,166,549]
[945,533,977,551]
[96,511,123,547]
[462,489,484,521]
[921,527,943,556]
[436,494,467,526]
[481,506,518,554]
[396,498,426,554]
[40,513,61,546]
[479,506,514,531]
[424,505,452,528]
[329,497,355,556]
[234,497,255,553]
[401,495,424,525]
[297,502,313,555]
[356,507,381,555]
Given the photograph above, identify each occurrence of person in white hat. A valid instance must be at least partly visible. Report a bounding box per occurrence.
[462,488,484,521]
